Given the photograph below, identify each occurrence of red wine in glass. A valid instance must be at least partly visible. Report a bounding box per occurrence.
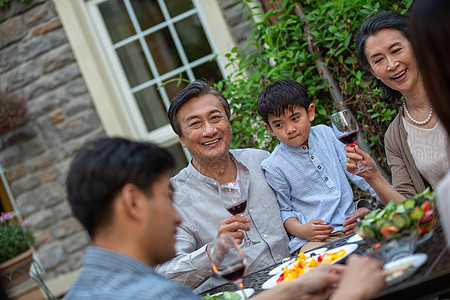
[207,235,249,300]
[331,109,371,174]
[337,130,359,146]
[226,200,247,215]
[220,265,246,284]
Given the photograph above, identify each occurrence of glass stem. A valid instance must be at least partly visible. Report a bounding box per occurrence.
[239,282,248,300]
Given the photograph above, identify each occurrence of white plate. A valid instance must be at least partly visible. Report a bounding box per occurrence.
[262,245,358,289]
[383,253,427,286]
[347,233,363,243]
[267,247,328,276]
[211,288,255,299]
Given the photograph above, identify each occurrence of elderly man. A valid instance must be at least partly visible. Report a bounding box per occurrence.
[64,137,386,299]
[155,80,290,292]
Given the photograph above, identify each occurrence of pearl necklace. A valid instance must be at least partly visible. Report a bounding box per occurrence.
[403,99,433,126]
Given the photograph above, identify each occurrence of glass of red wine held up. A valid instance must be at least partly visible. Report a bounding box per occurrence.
[219,181,259,247]
[206,235,248,300]
[331,109,372,174]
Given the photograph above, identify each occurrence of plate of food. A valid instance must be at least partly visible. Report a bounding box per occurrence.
[383,253,427,286]
[202,288,255,300]
[268,247,328,276]
[262,244,358,289]
[347,233,363,244]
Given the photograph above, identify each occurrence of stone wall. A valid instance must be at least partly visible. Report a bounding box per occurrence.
[0,0,105,280]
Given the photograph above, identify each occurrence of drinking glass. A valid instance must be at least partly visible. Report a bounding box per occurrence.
[331,109,372,174]
[219,181,259,247]
[206,235,248,300]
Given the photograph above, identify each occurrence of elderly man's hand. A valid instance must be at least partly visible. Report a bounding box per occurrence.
[342,207,371,235]
[216,216,250,244]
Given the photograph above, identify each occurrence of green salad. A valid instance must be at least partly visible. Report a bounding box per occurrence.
[201,291,241,300]
[357,188,437,241]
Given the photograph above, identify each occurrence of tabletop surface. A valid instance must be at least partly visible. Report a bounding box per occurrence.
[202,225,450,299]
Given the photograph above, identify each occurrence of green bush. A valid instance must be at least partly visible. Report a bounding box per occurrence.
[217,0,412,174]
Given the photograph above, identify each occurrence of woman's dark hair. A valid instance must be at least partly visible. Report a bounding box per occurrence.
[257,79,311,126]
[410,0,450,134]
[66,138,174,238]
[168,79,230,136]
[355,11,409,103]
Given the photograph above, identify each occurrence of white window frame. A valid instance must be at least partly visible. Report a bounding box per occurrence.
[53,0,237,151]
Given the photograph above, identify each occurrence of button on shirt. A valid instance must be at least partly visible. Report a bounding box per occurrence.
[261,125,380,253]
[65,247,199,300]
[156,148,290,293]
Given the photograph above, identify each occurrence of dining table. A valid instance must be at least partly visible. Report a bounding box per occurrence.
[202,224,450,299]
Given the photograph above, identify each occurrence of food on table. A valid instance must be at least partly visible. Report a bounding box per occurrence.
[201,291,240,300]
[357,188,437,241]
[383,261,414,282]
[276,249,346,284]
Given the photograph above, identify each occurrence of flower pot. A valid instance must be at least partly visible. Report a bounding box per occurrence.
[0,248,33,290]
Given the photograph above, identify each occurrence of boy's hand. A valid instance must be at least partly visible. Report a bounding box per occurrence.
[300,219,334,241]
[343,208,371,235]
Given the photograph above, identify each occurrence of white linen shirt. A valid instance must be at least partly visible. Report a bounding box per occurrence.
[261,125,380,253]
[155,148,290,293]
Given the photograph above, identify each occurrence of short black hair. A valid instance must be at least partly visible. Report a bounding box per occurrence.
[355,11,409,103]
[168,79,230,136]
[66,137,174,238]
[257,79,311,125]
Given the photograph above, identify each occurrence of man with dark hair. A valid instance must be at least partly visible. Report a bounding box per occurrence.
[157,79,291,292]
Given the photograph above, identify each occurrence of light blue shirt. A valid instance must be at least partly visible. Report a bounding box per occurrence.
[261,125,380,253]
[65,247,199,300]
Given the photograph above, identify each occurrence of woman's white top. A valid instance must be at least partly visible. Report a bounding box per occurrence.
[403,118,450,189]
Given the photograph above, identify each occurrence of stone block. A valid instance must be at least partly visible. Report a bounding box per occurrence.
[34,230,53,247]
[24,1,53,27]
[36,183,65,208]
[27,87,66,120]
[63,95,94,117]
[26,153,54,172]
[1,123,39,148]
[48,108,64,124]
[69,250,85,270]
[0,144,22,168]
[5,165,26,182]
[27,209,54,230]
[40,168,55,182]
[223,2,250,27]
[37,242,64,270]
[0,43,19,73]
[53,201,74,221]
[56,110,102,142]
[233,22,252,44]
[32,19,61,36]
[16,191,41,216]
[0,15,26,49]
[4,60,42,91]
[11,174,41,195]
[53,263,72,277]
[19,136,47,158]
[36,115,61,147]
[62,231,90,253]
[52,218,83,239]
[46,27,68,48]
[43,44,75,74]
[19,34,51,62]
[66,78,88,97]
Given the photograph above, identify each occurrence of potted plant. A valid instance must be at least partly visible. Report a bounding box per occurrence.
[0,90,27,135]
[0,212,35,290]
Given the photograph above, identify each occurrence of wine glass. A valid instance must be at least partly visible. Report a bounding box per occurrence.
[331,109,372,174]
[219,181,259,247]
[206,235,248,300]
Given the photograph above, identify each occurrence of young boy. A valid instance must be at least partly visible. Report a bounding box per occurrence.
[258,79,380,254]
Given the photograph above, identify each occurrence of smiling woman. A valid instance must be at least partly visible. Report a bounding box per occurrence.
[355,11,450,198]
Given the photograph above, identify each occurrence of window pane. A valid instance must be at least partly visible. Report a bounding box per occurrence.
[192,61,222,84]
[134,86,169,131]
[167,143,188,175]
[165,0,194,17]
[130,0,164,31]
[116,41,153,87]
[145,27,182,76]
[161,73,189,101]
[175,15,211,62]
[99,0,135,43]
